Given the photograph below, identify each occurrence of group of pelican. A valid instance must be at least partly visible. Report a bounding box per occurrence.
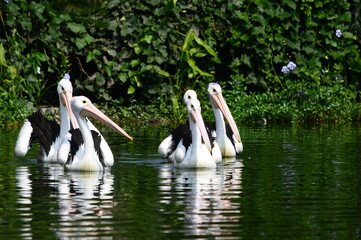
[158,83,243,168]
[14,76,242,171]
[14,74,133,172]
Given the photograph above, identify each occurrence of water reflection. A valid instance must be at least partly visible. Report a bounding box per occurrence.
[159,158,243,237]
[56,170,115,239]
[15,165,115,239]
[15,166,33,240]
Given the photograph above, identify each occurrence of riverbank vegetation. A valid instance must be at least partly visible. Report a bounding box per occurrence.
[1,0,361,126]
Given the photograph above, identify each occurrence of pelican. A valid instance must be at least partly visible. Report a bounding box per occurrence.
[158,90,198,159]
[172,98,221,168]
[58,96,133,172]
[207,82,243,156]
[14,74,78,162]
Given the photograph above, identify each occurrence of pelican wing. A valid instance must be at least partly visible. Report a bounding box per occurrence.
[14,120,34,157]
[14,111,60,157]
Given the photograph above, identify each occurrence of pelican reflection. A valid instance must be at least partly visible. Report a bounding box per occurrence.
[56,170,115,239]
[15,166,33,240]
[159,158,243,237]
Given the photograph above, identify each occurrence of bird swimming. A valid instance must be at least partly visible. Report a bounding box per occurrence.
[159,83,242,159]
[207,82,243,157]
[172,98,221,168]
[14,74,78,162]
[57,96,133,172]
[158,90,198,159]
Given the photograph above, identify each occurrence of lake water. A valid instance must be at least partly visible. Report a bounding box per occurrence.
[1,123,361,239]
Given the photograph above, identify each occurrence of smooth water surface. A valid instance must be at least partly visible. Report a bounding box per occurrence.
[1,123,361,239]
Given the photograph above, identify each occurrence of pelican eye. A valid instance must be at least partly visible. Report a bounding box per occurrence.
[61,87,65,91]
[82,100,87,104]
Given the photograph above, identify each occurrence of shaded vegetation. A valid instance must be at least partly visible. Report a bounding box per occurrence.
[0,0,361,126]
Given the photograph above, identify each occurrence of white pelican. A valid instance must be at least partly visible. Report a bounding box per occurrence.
[58,96,133,172]
[172,98,221,168]
[207,82,243,156]
[158,90,198,159]
[14,74,78,162]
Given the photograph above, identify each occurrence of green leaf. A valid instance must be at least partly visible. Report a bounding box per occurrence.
[67,23,86,33]
[83,34,95,44]
[343,32,353,39]
[34,52,47,62]
[0,44,6,66]
[75,38,86,49]
[131,59,140,68]
[152,65,170,77]
[341,12,351,22]
[30,2,45,20]
[86,49,102,63]
[127,85,135,94]
[193,34,218,58]
[75,34,94,49]
[118,73,128,83]
[182,29,194,51]
[134,46,142,55]
[187,58,213,77]
[20,17,32,31]
[283,0,296,10]
[143,35,153,44]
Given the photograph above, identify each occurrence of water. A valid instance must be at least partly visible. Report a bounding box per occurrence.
[1,123,361,239]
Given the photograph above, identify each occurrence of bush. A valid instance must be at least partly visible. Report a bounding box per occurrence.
[0,0,360,124]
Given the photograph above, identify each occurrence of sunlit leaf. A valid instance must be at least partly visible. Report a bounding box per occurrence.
[127,85,135,94]
[181,29,194,51]
[193,34,218,58]
[0,44,6,66]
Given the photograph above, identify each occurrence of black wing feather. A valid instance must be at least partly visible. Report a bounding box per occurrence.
[27,110,60,155]
[165,120,216,158]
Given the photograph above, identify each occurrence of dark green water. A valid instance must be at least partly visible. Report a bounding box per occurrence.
[1,123,361,239]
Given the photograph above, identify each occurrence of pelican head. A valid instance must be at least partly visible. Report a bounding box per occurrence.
[183,90,198,103]
[71,96,133,141]
[57,74,78,129]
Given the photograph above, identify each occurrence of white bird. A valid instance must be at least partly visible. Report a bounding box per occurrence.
[158,90,198,159]
[14,74,78,162]
[207,82,243,157]
[172,98,221,168]
[159,83,242,159]
[58,96,133,172]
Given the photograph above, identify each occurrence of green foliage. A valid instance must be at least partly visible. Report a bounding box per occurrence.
[1,0,361,125]
[86,0,220,114]
[222,80,361,123]
[0,0,100,125]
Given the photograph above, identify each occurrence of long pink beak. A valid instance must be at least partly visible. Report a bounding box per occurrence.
[81,103,133,141]
[211,93,241,142]
[61,91,79,129]
[190,108,212,152]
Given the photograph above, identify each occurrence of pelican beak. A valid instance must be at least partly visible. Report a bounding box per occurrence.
[190,108,212,152]
[81,103,134,141]
[61,91,79,129]
[210,93,241,143]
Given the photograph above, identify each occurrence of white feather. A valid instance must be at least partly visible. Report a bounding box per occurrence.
[14,120,33,157]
